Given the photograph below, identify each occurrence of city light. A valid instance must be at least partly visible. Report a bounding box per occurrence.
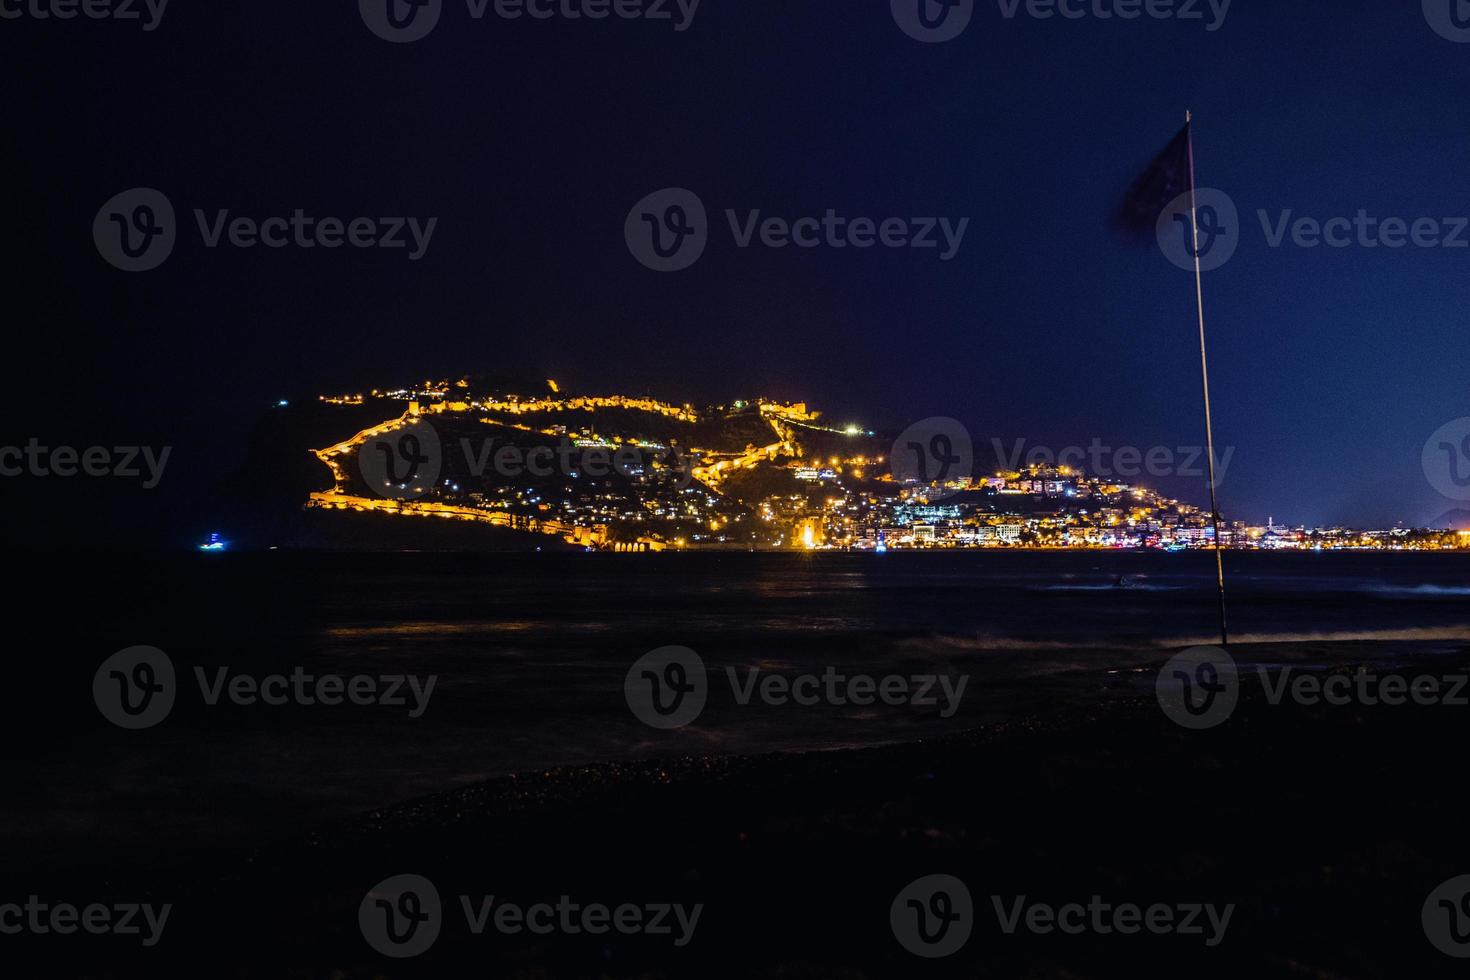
[304,384,1470,554]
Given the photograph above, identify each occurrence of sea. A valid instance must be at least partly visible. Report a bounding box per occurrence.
[9,550,1468,871]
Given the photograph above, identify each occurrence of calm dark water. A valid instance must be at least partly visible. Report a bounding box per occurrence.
[9,551,1468,869]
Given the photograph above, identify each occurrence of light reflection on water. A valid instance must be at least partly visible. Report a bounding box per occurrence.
[11,551,1469,864]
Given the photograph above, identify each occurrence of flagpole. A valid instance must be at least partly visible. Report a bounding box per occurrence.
[1184,109,1229,648]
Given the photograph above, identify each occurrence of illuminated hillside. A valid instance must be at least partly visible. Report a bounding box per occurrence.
[305,380,886,551]
[237,378,1470,554]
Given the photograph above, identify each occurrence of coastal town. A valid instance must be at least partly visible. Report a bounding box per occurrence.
[304,380,1470,553]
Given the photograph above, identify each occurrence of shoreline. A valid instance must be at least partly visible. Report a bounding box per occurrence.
[22,643,1470,977]
[196,542,1470,554]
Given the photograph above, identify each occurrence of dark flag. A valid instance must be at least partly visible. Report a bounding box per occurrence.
[1115,122,1192,242]
[1114,114,1230,648]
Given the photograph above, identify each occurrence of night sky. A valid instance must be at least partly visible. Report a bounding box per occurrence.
[6,0,1468,545]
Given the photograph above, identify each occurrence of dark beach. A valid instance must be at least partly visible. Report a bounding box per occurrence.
[8,552,1470,977]
[18,644,1470,978]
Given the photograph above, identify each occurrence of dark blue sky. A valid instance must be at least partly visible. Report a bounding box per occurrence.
[7,0,1468,535]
